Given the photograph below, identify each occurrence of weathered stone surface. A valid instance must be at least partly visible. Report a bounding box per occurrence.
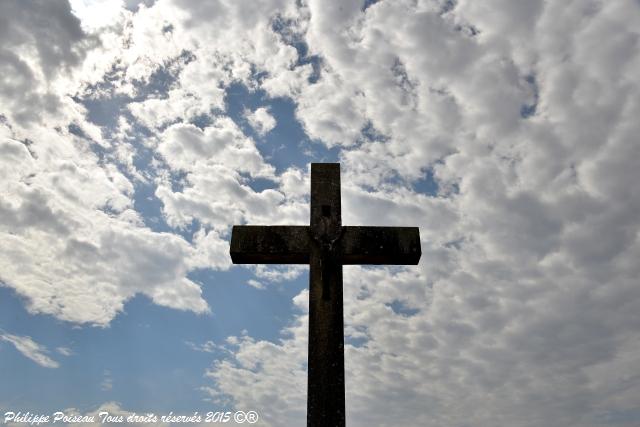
[307,163,345,427]
[341,226,421,265]
[230,225,309,264]
[230,225,421,265]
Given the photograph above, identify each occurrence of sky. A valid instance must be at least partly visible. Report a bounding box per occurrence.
[1,0,640,426]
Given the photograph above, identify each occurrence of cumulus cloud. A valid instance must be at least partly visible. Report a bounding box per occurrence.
[154,119,308,236]
[203,296,308,426]
[0,0,226,326]
[245,107,276,136]
[0,126,213,326]
[0,0,97,126]
[157,119,273,176]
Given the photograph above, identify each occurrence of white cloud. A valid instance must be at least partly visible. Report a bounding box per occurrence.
[100,370,114,391]
[57,347,74,356]
[157,119,273,177]
[0,333,60,368]
[0,127,210,325]
[203,320,308,426]
[245,107,276,136]
[0,1,212,326]
[185,340,218,353]
[246,279,266,290]
[70,0,128,31]
[154,119,308,237]
[0,0,98,127]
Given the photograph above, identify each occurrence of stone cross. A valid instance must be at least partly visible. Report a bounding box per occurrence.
[230,163,421,427]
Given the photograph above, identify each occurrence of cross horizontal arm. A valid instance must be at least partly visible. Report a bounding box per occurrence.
[230,225,421,265]
[341,226,421,265]
[230,225,310,264]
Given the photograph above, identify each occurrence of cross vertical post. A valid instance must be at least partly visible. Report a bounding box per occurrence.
[308,163,344,426]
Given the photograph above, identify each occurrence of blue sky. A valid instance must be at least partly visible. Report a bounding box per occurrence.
[1,1,640,426]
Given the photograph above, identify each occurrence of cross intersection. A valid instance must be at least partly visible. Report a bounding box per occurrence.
[230,163,421,426]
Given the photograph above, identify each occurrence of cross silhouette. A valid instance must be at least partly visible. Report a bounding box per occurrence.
[230,163,421,426]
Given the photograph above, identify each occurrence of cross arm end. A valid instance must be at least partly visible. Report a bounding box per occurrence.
[341,226,421,265]
[230,225,310,264]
